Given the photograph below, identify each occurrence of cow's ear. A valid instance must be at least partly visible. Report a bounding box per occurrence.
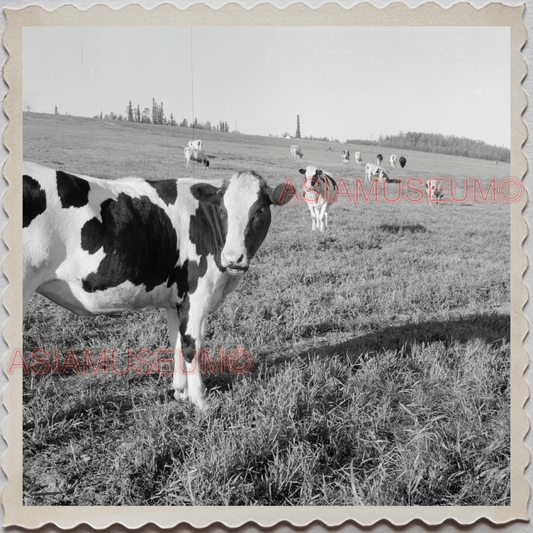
[299,168,306,175]
[190,183,222,204]
[316,169,324,178]
[268,183,294,206]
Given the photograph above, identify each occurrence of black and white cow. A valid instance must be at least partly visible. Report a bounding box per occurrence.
[365,163,388,182]
[290,145,303,159]
[399,156,407,168]
[299,165,337,232]
[354,152,363,165]
[341,150,350,163]
[389,154,397,167]
[184,146,209,169]
[426,179,445,205]
[23,162,293,409]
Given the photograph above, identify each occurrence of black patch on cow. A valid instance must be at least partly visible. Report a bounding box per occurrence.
[188,200,227,271]
[147,179,178,206]
[80,193,179,293]
[327,176,338,190]
[244,196,272,261]
[170,256,208,298]
[23,175,47,228]
[56,170,90,208]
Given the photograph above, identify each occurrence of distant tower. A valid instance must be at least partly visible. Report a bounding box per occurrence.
[295,114,301,139]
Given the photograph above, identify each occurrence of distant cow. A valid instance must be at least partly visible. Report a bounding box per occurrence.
[389,154,397,167]
[426,179,445,205]
[300,165,337,232]
[291,145,303,159]
[184,146,209,169]
[365,163,388,182]
[399,156,407,168]
[342,150,350,163]
[187,139,202,151]
[354,152,363,165]
[376,154,383,166]
[22,162,293,409]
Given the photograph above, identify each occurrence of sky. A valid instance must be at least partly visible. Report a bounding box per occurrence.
[23,26,510,147]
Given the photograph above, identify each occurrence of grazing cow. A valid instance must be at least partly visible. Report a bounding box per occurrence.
[376,154,383,166]
[399,156,407,168]
[299,165,337,232]
[184,146,209,169]
[426,179,445,205]
[389,154,397,167]
[22,162,293,409]
[342,150,350,163]
[290,145,303,159]
[365,163,388,182]
[354,152,363,165]
[187,139,202,151]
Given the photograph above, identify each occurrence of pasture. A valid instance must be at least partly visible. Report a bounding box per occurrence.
[22,112,511,506]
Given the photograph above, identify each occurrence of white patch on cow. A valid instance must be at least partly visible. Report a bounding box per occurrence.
[221,173,262,271]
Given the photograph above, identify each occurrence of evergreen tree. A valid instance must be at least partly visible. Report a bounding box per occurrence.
[295,114,301,139]
[127,100,133,122]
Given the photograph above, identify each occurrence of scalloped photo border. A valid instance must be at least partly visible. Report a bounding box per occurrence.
[1,2,529,529]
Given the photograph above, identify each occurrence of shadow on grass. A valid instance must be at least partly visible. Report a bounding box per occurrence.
[205,311,510,394]
[299,311,509,360]
[379,223,427,234]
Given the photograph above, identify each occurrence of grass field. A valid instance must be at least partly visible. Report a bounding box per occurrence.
[22,112,511,506]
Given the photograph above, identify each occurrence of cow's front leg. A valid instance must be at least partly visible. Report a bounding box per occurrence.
[178,293,210,410]
[166,308,188,400]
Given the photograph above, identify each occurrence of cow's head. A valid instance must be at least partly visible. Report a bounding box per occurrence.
[190,171,292,275]
[299,165,324,188]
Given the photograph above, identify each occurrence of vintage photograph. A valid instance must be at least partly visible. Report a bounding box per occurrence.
[2,1,528,529]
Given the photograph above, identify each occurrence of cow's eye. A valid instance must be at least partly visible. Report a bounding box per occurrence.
[255,206,267,218]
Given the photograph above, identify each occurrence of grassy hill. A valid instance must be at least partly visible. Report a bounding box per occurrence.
[22,112,511,506]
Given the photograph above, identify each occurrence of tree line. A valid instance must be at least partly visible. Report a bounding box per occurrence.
[94,99,231,133]
[346,131,510,162]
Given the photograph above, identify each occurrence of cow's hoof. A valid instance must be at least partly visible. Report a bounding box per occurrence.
[174,389,189,401]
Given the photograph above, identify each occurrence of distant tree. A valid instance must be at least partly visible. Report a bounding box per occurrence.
[127,100,134,122]
[295,114,301,139]
[136,105,141,123]
[25,104,31,112]
[169,112,176,126]
[151,98,156,124]
[54,105,59,115]
[142,108,151,123]
[205,120,211,131]
[180,118,188,127]
[99,111,103,120]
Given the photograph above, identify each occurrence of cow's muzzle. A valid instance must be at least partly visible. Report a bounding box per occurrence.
[221,251,249,275]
